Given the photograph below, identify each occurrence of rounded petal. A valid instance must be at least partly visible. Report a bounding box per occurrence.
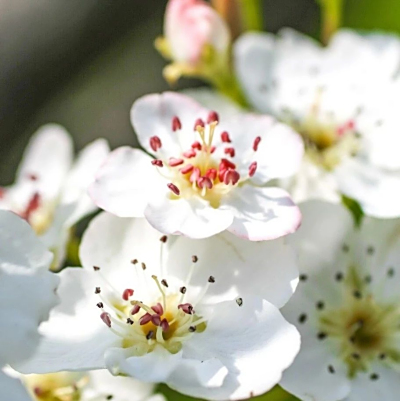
[145,196,234,239]
[0,370,33,401]
[131,92,209,157]
[90,147,160,218]
[222,186,301,241]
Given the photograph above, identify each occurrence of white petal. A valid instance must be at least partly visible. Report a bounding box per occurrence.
[0,370,33,401]
[90,147,160,218]
[166,231,298,308]
[131,92,210,158]
[145,196,234,239]
[222,186,301,241]
[14,268,117,374]
[16,124,73,201]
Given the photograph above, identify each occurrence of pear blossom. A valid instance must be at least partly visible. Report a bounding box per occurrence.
[90,92,303,240]
[0,124,110,268]
[15,212,300,400]
[280,200,400,401]
[21,370,165,401]
[0,210,59,401]
[235,29,400,216]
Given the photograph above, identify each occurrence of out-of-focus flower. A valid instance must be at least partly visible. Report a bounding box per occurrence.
[90,92,303,240]
[0,210,59,401]
[0,124,110,268]
[280,200,400,401]
[155,0,230,85]
[235,29,400,217]
[22,370,165,401]
[16,212,300,400]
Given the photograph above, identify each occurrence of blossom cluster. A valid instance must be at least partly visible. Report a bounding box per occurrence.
[2,1,400,401]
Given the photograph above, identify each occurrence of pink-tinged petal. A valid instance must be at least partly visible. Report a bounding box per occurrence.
[165,0,230,64]
[90,147,161,218]
[222,186,302,241]
[144,196,234,239]
[131,92,210,158]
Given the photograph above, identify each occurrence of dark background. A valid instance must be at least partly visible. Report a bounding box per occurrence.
[0,0,397,182]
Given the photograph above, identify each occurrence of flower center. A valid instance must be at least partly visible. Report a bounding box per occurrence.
[149,112,259,208]
[95,253,212,357]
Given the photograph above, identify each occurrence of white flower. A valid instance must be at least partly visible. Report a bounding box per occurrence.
[21,370,165,401]
[90,92,303,240]
[0,210,59,401]
[0,124,110,268]
[15,212,300,400]
[280,200,400,401]
[234,29,400,216]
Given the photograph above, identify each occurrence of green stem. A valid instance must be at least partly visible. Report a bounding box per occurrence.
[320,0,344,44]
[238,0,263,32]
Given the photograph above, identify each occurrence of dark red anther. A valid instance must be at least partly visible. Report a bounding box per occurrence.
[169,157,184,167]
[172,116,182,131]
[178,303,194,315]
[191,141,202,150]
[131,304,141,315]
[218,158,236,181]
[151,314,161,326]
[223,169,240,185]
[194,118,205,130]
[161,318,170,332]
[180,164,194,174]
[167,183,180,196]
[151,159,163,167]
[253,136,261,151]
[221,131,231,143]
[249,161,257,177]
[22,193,41,221]
[210,146,216,154]
[122,289,134,301]
[150,136,162,152]
[224,147,235,157]
[27,173,38,181]
[183,149,196,158]
[207,111,219,124]
[205,168,217,181]
[151,302,164,316]
[197,176,213,190]
[100,312,112,328]
[139,313,152,325]
[190,167,201,183]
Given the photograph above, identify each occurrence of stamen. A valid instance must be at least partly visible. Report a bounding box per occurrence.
[131,259,138,265]
[150,136,162,152]
[169,158,184,167]
[152,275,167,311]
[131,305,141,315]
[95,287,101,294]
[194,118,205,130]
[167,183,180,196]
[93,266,101,271]
[180,164,194,174]
[151,303,164,315]
[151,160,164,167]
[221,131,231,143]
[205,168,217,181]
[178,303,194,314]
[180,286,187,294]
[249,162,257,177]
[100,312,112,328]
[146,331,154,340]
[183,149,196,158]
[160,235,168,243]
[127,318,134,325]
[223,169,240,185]
[197,177,213,190]
[253,136,261,151]
[161,319,170,332]
[192,255,198,263]
[122,289,134,301]
[97,302,104,308]
[161,279,169,288]
[190,168,201,184]
[151,315,161,326]
[224,147,235,157]
[189,326,197,332]
[207,111,219,124]
[139,313,152,325]
[208,276,215,283]
[172,116,182,131]
[191,141,202,150]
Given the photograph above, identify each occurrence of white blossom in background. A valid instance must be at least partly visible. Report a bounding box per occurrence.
[0,124,110,268]
[21,370,165,401]
[280,200,400,401]
[235,29,400,217]
[0,210,59,401]
[90,92,303,240]
[15,212,300,401]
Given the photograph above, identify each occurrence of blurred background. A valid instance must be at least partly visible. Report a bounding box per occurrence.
[0,0,399,183]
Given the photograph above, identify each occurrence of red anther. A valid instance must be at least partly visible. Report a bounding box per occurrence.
[161,318,170,332]
[27,173,38,181]
[150,136,162,152]
[131,304,141,315]
[223,169,240,185]
[100,312,112,328]
[178,303,194,315]
[194,118,205,130]
[191,141,202,150]
[347,120,355,131]
[151,303,164,316]
[22,193,41,221]
[169,157,184,167]
[224,147,235,157]
[139,313,152,325]
[220,158,236,170]
[197,176,213,189]
[180,164,194,174]
[221,131,231,143]
[183,149,196,158]
[172,116,182,131]
[167,183,180,196]
[249,161,258,177]
[190,167,201,183]
[34,387,43,396]
[151,159,163,167]
[205,168,217,181]
[207,111,219,124]
[210,146,216,154]
[253,136,261,151]
[122,289,134,301]
[151,314,161,326]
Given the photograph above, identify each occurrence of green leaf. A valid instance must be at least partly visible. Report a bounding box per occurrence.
[341,194,364,228]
